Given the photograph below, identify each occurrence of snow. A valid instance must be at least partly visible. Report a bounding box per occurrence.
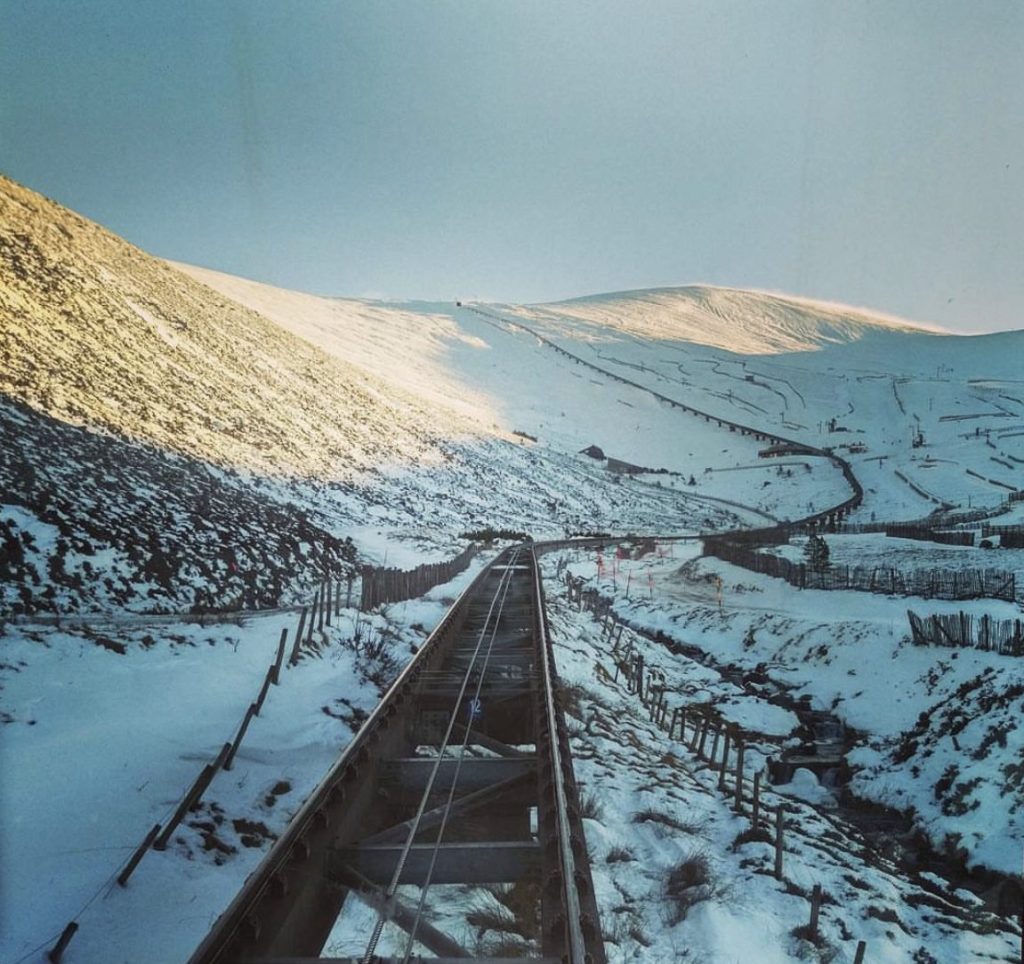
[4,173,1024,961]
[537,560,1019,962]
[784,768,838,808]
[529,284,937,355]
[558,541,1024,879]
[1,558,490,964]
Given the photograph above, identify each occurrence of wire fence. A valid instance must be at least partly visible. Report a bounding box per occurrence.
[883,525,975,546]
[981,524,1024,548]
[37,578,341,962]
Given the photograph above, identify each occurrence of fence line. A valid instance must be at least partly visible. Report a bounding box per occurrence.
[107,577,337,898]
[567,574,873,961]
[907,610,1024,656]
[837,488,1024,535]
[883,525,974,546]
[703,537,1017,602]
[359,545,477,610]
[980,524,1024,548]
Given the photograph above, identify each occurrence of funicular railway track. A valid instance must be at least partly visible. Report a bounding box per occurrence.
[188,546,606,964]
[188,309,876,964]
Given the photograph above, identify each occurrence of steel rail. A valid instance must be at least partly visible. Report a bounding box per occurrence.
[530,545,589,963]
[396,550,523,962]
[360,548,522,962]
[187,549,510,964]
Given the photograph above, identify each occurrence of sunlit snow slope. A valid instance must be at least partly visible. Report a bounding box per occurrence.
[527,284,938,354]
[182,261,1024,526]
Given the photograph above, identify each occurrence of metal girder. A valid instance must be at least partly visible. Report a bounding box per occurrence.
[450,722,532,758]
[329,840,540,885]
[361,771,532,845]
[337,864,469,959]
[187,546,606,964]
[408,682,534,703]
[379,756,535,791]
[247,958,560,963]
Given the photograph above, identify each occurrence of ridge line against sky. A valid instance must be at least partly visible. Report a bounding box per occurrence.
[1,1,1021,334]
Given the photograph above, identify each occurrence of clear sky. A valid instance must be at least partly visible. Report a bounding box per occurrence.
[2,1,1022,332]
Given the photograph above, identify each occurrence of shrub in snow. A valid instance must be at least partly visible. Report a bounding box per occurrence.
[803,533,830,572]
[665,850,722,923]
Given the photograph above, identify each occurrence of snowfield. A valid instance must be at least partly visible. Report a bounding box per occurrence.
[3,173,1023,961]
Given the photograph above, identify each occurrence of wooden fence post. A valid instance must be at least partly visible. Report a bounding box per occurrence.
[689,711,703,752]
[774,805,785,880]
[360,570,369,611]
[47,922,79,963]
[307,590,320,643]
[291,608,307,664]
[154,757,224,850]
[225,705,258,770]
[708,724,720,765]
[290,608,307,666]
[254,664,274,715]
[752,772,761,829]
[718,727,732,790]
[697,716,711,759]
[853,941,866,964]
[808,883,822,938]
[325,578,332,627]
[734,738,745,812]
[117,823,162,886]
[272,628,287,684]
[317,584,326,632]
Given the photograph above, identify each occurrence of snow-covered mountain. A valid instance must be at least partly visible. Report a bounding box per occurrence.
[1,176,755,616]
[526,283,940,354]
[4,175,1023,963]
[1,177,468,480]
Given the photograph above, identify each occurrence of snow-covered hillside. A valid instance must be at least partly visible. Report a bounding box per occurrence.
[497,297,1024,522]
[3,175,1023,963]
[528,284,939,355]
[1,176,754,616]
[180,260,1024,527]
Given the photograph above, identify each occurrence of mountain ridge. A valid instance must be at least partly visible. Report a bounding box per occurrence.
[519,283,947,356]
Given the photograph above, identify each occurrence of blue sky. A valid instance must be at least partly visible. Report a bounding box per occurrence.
[2,1,1021,332]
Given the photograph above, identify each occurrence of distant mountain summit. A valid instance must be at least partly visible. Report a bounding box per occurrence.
[528,284,940,355]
